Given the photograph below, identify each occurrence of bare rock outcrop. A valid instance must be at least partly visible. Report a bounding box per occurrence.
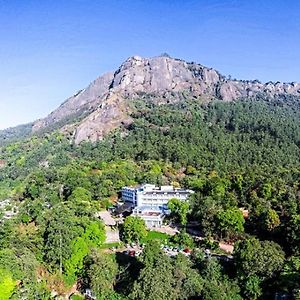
[31,55,300,143]
[111,56,223,98]
[32,72,114,132]
[74,92,132,144]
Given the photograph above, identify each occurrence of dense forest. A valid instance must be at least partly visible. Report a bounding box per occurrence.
[0,98,299,299]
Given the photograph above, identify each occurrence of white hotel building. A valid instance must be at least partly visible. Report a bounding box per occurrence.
[121,184,193,228]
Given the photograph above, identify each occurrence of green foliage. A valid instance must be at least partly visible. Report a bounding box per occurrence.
[279,256,300,293]
[173,254,203,299]
[68,187,92,203]
[64,237,89,285]
[70,295,85,300]
[171,231,194,248]
[44,202,105,278]
[285,214,300,255]
[139,240,164,267]
[234,237,285,280]
[199,258,242,300]
[110,100,300,171]
[83,221,105,247]
[243,275,262,300]
[85,250,119,299]
[122,216,147,244]
[0,123,32,146]
[0,268,16,300]
[167,198,189,225]
[200,238,219,251]
[131,242,203,300]
[216,208,245,239]
[0,98,299,297]
[44,205,83,271]
[141,231,169,243]
[130,256,176,300]
[261,208,281,231]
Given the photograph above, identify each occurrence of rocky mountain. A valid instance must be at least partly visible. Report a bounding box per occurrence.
[30,55,300,143]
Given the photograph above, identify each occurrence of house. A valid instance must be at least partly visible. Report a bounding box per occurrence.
[121,184,193,228]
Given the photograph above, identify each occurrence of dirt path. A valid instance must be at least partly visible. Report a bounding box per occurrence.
[105,226,120,243]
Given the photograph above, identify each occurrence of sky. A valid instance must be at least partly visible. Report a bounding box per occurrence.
[0,0,299,129]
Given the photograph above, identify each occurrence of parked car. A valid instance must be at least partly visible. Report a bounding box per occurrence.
[183,248,191,256]
[84,288,97,300]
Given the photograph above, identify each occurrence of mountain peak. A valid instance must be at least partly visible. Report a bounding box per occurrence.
[32,55,300,143]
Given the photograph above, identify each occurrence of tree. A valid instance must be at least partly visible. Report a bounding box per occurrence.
[85,250,119,299]
[200,258,242,300]
[130,258,176,300]
[279,256,300,294]
[171,231,194,248]
[64,237,89,285]
[0,248,44,299]
[0,269,16,300]
[60,166,91,198]
[234,237,285,281]
[190,194,221,237]
[168,198,189,225]
[83,221,105,247]
[173,254,203,299]
[132,242,202,300]
[260,182,272,199]
[19,198,45,223]
[44,205,84,272]
[68,187,92,203]
[45,203,105,281]
[216,208,245,239]
[285,214,300,255]
[67,187,94,216]
[243,275,262,300]
[261,208,280,231]
[1,97,300,296]
[122,216,147,244]
[130,243,176,300]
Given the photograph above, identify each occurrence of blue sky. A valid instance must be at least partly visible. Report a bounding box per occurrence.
[0,0,299,129]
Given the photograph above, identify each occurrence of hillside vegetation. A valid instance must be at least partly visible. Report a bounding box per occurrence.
[0,98,299,299]
[0,123,32,146]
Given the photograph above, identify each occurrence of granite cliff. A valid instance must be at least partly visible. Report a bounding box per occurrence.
[31,55,300,144]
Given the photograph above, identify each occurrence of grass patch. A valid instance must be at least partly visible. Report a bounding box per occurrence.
[70,295,85,300]
[142,231,170,243]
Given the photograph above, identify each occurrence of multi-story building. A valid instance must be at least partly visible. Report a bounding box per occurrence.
[121,184,194,228]
[122,184,193,212]
[132,206,165,228]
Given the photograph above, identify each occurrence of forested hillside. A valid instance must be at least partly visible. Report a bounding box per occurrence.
[0,123,32,146]
[0,98,299,299]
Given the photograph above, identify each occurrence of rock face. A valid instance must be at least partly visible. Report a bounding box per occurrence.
[32,72,114,131]
[32,55,300,143]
